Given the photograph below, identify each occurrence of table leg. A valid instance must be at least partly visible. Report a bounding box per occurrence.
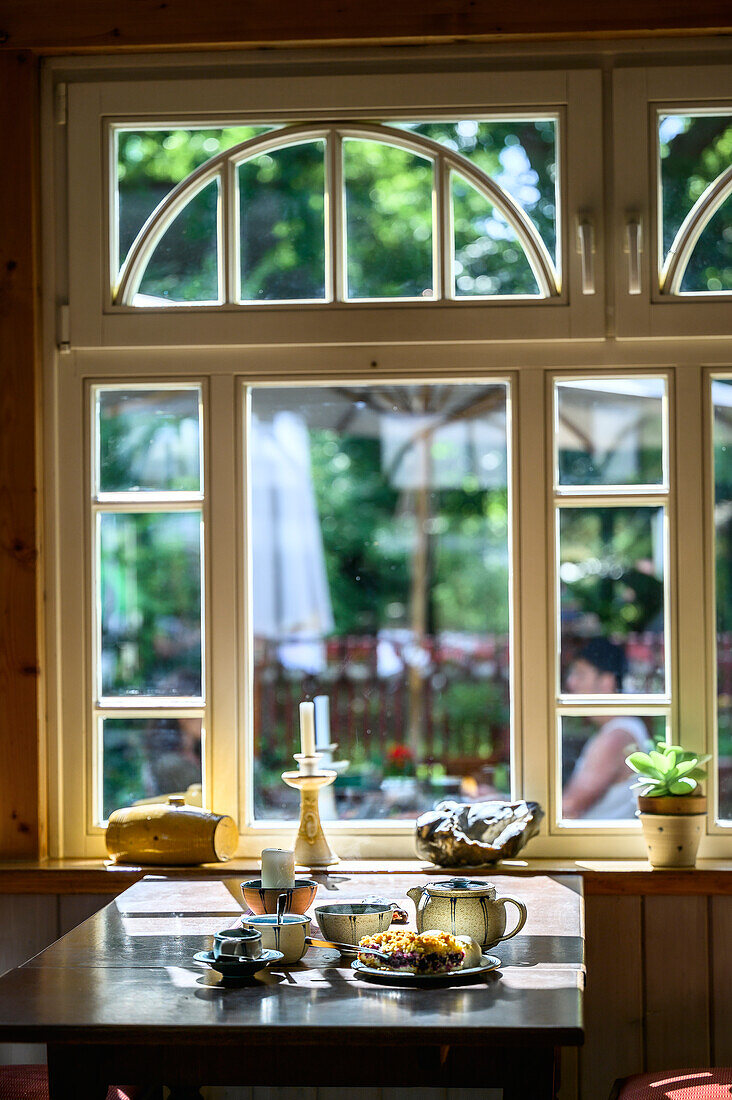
[501,1046,560,1100]
[47,1044,109,1100]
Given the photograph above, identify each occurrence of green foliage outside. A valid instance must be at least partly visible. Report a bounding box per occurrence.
[559,506,664,637]
[116,119,558,301]
[660,113,732,291]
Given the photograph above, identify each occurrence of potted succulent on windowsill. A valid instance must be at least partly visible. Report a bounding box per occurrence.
[625,742,710,868]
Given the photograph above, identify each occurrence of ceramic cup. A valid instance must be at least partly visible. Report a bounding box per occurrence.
[241,878,318,916]
[314,903,393,946]
[242,913,311,965]
[212,926,263,961]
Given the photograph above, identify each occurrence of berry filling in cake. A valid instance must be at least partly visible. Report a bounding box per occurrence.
[358,929,467,973]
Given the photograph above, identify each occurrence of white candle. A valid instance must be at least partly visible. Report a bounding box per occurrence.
[314,694,331,749]
[299,700,316,757]
[260,848,295,889]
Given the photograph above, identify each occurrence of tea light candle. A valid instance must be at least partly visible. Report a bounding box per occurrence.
[299,700,316,758]
[260,848,295,889]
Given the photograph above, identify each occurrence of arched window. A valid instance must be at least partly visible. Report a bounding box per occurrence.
[114,123,560,306]
[658,112,732,295]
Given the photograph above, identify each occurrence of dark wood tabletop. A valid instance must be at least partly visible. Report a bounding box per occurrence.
[0,872,584,1099]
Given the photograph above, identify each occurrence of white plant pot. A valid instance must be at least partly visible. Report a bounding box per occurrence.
[638,812,705,868]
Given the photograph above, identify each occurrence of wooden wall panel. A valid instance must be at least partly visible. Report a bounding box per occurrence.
[58,894,111,936]
[580,897,643,1100]
[0,894,56,1064]
[251,1091,315,1100]
[0,52,41,860]
[448,1089,501,1099]
[710,896,732,1065]
[383,1092,446,1100]
[644,896,710,1071]
[0,894,57,976]
[322,1090,379,1100]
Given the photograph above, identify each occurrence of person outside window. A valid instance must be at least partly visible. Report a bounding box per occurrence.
[562,638,652,819]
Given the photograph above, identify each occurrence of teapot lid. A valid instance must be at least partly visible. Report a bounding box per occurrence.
[424,877,496,898]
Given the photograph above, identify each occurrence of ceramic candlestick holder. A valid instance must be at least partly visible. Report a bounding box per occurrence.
[282,753,339,869]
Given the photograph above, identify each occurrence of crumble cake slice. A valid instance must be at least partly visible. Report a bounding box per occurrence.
[357,929,467,973]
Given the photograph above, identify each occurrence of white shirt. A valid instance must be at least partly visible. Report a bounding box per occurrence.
[570,716,653,821]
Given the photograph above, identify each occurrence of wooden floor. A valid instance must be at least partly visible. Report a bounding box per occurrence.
[1,889,730,1099]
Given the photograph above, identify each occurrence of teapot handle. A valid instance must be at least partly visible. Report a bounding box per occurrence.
[497,897,527,942]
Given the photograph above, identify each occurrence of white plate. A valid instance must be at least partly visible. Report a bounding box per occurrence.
[350,953,501,987]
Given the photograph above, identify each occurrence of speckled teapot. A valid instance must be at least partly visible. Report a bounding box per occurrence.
[407,878,527,948]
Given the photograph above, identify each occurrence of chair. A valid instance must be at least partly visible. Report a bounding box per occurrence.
[0,1065,141,1099]
[610,1067,732,1099]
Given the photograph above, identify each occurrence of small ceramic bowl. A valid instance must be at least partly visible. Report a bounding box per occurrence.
[212,926,263,961]
[241,878,318,916]
[242,913,311,965]
[315,903,393,946]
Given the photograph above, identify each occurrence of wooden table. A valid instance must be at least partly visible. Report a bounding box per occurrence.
[0,872,584,1099]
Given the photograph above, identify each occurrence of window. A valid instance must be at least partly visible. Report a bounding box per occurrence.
[248,382,511,823]
[613,63,732,336]
[712,378,732,824]
[554,378,670,828]
[46,46,732,858]
[93,385,205,822]
[113,122,560,307]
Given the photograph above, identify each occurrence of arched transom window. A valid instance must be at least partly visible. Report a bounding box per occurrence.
[113,120,561,307]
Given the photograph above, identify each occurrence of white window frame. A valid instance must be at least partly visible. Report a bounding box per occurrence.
[549,370,673,836]
[64,65,605,348]
[41,45,732,860]
[613,63,732,338]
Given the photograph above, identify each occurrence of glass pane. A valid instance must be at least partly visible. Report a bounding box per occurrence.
[658,112,732,281]
[99,511,203,697]
[249,383,511,821]
[399,119,558,264]
[559,507,666,694]
[344,139,433,299]
[136,180,219,304]
[680,194,732,293]
[238,141,326,301]
[116,126,274,272]
[452,172,540,296]
[712,379,732,821]
[560,713,665,822]
[555,378,666,487]
[101,716,202,821]
[97,387,201,494]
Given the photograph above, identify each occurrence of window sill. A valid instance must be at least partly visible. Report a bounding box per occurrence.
[0,857,731,895]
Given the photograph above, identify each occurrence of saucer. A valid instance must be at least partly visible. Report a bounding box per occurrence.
[193,949,284,977]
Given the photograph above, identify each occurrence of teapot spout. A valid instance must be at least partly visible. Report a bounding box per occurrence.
[406,886,422,907]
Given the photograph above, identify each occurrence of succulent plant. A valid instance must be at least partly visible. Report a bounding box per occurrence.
[625,742,710,798]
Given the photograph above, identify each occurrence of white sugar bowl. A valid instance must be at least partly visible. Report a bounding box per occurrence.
[406,878,527,948]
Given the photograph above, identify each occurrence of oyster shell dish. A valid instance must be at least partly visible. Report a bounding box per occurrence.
[414,799,543,867]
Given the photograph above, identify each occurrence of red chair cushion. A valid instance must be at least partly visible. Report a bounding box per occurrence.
[0,1065,140,1099]
[616,1067,732,1099]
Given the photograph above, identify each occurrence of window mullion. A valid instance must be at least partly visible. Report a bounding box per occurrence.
[435,157,451,301]
[674,369,709,773]
[222,161,238,304]
[515,367,552,831]
[327,129,344,303]
[207,374,241,834]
